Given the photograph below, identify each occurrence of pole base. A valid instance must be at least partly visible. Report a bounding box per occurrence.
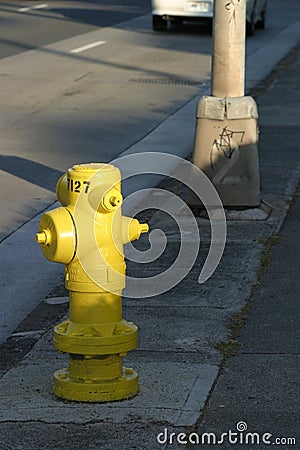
[54,367,139,402]
[193,96,261,207]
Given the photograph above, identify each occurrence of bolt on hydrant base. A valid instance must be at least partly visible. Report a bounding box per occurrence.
[36,163,148,402]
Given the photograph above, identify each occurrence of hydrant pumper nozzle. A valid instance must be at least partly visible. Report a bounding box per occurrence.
[36,163,148,402]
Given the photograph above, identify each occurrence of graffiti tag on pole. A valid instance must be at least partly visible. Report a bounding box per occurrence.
[225,0,241,24]
[210,126,245,170]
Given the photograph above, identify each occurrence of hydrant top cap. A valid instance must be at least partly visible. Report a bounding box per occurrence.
[72,163,116,173]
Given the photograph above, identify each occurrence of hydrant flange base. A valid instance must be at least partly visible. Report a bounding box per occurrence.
[54,367,139,402]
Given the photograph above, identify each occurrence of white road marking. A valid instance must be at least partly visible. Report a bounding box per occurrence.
[18,3,48,12]
[70,41,106,54]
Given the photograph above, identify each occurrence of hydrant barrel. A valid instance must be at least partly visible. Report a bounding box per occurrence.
[36,162,148,402]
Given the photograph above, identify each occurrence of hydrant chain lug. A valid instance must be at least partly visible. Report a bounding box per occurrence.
[36,163,148,402]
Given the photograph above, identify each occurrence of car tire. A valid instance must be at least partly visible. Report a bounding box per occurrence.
[246,16,255,36]
[256,8,266,29]
[173,18,183,26]
[152,15,167,31]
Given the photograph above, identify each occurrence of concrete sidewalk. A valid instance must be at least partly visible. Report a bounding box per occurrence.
[193,179,300,448]
[190,47,300,449]
[0,46,299,450]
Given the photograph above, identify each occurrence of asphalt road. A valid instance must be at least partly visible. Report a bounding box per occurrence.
[1,0,299,241]
[0,0,211,239]
[0,0,151,58]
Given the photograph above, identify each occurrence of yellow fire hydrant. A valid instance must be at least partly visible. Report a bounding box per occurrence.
[36,163,148,402]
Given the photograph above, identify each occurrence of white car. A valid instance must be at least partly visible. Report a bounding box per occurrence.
[152,0,267,35]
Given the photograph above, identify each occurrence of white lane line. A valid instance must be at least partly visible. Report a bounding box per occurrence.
[70,41,106,54]
[18,3,48,12]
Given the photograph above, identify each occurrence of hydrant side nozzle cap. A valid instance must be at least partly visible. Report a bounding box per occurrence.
[140,224,149,234]
[36,208,75,263]
[122,217,148,244]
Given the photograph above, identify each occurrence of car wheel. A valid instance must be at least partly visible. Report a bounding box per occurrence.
[207,18,213,34]
[152,15,167,31]
[256,8,266,29]
[246,15,255,36]
[173,18,183,25]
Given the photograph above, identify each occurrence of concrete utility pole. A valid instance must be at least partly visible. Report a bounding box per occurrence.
[193,0,261,206]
